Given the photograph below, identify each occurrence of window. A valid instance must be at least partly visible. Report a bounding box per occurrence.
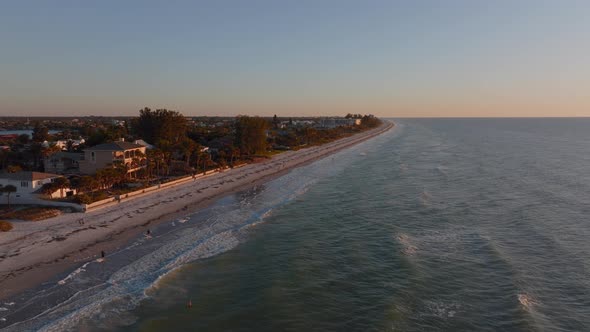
[91,151,96,162]
[20,181,28,187]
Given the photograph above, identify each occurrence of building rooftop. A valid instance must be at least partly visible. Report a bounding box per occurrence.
[133,139,155,149]
[0,171,62,181]
[85,141,144,151]
[48,152,84,161]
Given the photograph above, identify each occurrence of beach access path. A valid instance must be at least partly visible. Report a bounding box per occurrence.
[0,121,393,300]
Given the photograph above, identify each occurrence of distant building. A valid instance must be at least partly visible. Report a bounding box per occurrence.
[44,152,83,174]
[112,119,126,127]
[79,141,147,176]
[0,134,18,141]
[318,118,359,129]
[53,139,85,150]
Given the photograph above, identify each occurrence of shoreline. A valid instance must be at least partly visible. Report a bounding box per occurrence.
[0,121,393,301]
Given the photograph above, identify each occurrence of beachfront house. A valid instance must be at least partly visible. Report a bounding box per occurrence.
[79,141,147,177]
[0,171,74,199]
[44,152,83,174]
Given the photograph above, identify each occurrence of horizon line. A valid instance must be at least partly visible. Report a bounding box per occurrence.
[2,115,590,119]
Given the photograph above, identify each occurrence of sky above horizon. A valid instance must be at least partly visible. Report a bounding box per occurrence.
[1,0,589,117]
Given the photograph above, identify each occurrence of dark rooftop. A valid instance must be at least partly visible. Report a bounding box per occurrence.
[49,151,84,161]
[85,141,144,151]
[0,171,62,181]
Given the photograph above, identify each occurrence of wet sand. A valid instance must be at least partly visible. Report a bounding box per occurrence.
[0,122,393,300]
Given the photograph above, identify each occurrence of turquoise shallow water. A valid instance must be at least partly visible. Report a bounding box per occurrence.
[3,119,590,331]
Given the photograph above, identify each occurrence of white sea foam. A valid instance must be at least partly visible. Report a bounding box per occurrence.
[421,300,461,319]
[518,293,537,309]
[28,224,248,331]
[57,262,91,285]
[397,233,418,256]
[435,165,448,176]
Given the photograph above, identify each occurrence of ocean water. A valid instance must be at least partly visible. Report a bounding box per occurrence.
[2,118,590,331]
[0,130,61,137]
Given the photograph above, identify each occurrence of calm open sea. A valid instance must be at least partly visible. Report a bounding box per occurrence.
[2,118,590,331]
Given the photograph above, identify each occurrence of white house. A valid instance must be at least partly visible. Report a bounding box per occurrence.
[0,171,74,199]
[44,152,83,174]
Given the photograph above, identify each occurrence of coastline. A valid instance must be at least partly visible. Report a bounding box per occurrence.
[0,121,393,301]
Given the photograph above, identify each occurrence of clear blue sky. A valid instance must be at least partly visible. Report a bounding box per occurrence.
[1,0,589,117]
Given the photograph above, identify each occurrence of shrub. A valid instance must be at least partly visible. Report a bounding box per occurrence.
[73,194,93,204]
[93,191,109,201]
[0,220,13,232]
[73,192,110,204]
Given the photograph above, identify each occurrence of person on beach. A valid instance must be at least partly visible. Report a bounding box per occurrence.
[146,229,151,236]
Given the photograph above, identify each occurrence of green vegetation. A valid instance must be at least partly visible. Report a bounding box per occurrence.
[131,108,188,145]
[0,112,382,207]
[234,116,269,156]
[73,191,109,204]
[32,122,49,142]
[40,177,71,198]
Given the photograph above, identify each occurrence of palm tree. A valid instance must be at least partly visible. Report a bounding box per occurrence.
[229,146,240,167]
[201,151,211,174]
[40,182,57,196]
[2,185,17,208]
[157,140,173,176]
[28,143,43,170]
[178,138,197,168]
[113,162,128,183]
[147,149,165,178]
[217,151,227,170]
[52,177,70,198]
[194,150,204,175]
[95,169,110,190]
[77,176,97,193]
[133,150,147,174]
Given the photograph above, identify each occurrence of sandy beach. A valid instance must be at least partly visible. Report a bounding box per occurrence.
[0,121,393,300]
